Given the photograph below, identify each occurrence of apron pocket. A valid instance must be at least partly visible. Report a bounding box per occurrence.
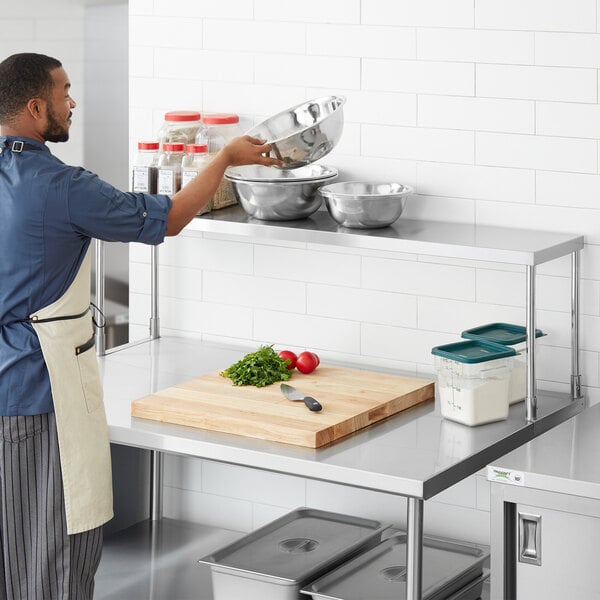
[75,336,103,413]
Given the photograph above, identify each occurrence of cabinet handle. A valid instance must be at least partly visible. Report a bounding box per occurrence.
[518,512,542,566]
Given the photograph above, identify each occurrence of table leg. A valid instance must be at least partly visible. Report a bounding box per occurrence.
[150,245,160,340]
[406,497,424,600]
[525,264,537,422]
[148,450,164,600]
[571,250,582,399]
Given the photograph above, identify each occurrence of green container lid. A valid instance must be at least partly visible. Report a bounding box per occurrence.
[432,339,517,364]
[461,322,545,346]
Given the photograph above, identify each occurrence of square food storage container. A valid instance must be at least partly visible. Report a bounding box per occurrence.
[198,507,386,600]
[461,322,545,405]
[301,529,489,600]
[432,340,516,426]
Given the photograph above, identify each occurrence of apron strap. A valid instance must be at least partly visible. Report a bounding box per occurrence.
[27,307,91,324]
[1,139,45,153]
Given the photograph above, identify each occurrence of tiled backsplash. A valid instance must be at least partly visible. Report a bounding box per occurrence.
[129,0,600,543]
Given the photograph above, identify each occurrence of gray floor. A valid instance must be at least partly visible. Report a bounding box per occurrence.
[94,519,492,600]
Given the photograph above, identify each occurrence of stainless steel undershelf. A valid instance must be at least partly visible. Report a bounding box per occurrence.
[96,518,492,600]
[187,205,584,266]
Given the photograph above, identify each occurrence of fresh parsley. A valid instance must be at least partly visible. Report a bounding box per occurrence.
[220,344,292,387]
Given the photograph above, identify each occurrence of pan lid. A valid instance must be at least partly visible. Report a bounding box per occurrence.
[301,530,488,600]
[199,508,383,585]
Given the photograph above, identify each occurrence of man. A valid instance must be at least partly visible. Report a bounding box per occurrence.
[0,52,281,599]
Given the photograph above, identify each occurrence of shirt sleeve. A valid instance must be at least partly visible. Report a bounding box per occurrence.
[65,167,172,244]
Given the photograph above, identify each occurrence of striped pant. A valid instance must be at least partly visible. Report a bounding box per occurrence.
[0,413,103,600]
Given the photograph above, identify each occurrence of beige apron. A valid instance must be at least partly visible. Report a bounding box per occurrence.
[29,249,113,535]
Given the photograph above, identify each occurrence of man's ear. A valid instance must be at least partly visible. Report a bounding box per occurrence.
[26,98,45,120]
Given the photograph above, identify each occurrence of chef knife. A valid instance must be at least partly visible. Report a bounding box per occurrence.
[280,383,322,412]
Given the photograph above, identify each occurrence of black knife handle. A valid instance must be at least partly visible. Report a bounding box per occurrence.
[303,396,322,412]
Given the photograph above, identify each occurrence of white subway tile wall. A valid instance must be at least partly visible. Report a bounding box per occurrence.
[129,1,600,545]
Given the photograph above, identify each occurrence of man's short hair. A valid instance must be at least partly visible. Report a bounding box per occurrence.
[0,53,62,125]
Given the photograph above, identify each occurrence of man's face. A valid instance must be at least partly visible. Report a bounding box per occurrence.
[42,67,75,143]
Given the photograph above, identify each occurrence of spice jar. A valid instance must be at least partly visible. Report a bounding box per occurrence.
[198,114,242,209]
[157,110,202,150]
[197,113,241,152]
[181,144,212,215]
[131,141,159,194]
[157,142,184,195]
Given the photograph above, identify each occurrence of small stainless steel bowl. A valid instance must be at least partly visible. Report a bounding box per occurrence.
[320,181,413,229]
[245,96,346,170]
[225,164,338,221]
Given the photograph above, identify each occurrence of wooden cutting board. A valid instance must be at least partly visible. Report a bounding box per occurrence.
[131,365,434,448]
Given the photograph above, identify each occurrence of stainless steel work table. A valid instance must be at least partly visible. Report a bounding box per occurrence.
[95,212,585,599]
[99,337,583,600]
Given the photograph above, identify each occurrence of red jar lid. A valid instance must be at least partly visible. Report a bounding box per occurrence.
[164,111,201,122]
[202,113,239,125]
[138,141,159,150]
[185,144,208,153]
[162,143,185,152]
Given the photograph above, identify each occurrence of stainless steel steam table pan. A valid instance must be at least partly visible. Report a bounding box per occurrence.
[301,530,489,600]
[199,507,386,600]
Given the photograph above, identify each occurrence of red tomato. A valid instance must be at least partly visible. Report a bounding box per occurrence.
[278,350,297,370]
[310,352,320,366]
[296,351,319,374]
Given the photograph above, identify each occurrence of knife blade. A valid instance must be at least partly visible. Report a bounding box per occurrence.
[280,383,322,412]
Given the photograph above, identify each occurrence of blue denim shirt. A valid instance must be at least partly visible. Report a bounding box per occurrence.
[0,136,171,415]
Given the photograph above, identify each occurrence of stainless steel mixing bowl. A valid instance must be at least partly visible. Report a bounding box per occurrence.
[245,96,346,169]
[319,181,413,229]
[225,164,338,221]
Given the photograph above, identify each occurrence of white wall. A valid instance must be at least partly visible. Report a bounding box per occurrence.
[128,0,600,544]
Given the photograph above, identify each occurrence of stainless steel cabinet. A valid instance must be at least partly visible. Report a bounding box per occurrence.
[489,434,600,599]
[488,402,600,599]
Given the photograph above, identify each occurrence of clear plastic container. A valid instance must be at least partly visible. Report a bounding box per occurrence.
[157,110,202,150]
[197,113,242,209]
[131,141,159,194]
[181,143,212,214]
[197,113,241,151]
[157,142,184,195]
[432,340,516,426]
[461,323,545,405]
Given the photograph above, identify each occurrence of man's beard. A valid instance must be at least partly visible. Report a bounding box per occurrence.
[43,106,70,143]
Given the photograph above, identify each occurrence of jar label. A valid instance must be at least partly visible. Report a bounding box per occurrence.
[132,166,157,193]
[181,169,197,188]
[158,168,179,195]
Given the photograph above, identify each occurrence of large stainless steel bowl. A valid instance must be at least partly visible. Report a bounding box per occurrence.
[320,181,413,229]
[245,96,346,169]
[225,164,338,221]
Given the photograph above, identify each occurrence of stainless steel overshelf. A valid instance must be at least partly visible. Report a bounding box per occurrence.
[187,205,584,266]
[100,337,584,501]
[111,213,583,600]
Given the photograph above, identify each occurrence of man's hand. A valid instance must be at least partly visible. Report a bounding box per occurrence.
[166,136,283,236]
[219,135,283,168]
